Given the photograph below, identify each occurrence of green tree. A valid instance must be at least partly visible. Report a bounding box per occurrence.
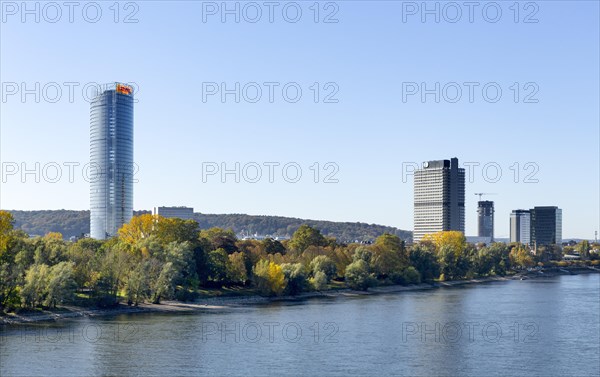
[409,245,439,281]
[149,261,177,303]
[262,238,287,255]
[310,270,328,291]
[0,229,29,311]
[437,245,457,281]
[44,262,77,308]
[402,266,421,284]
[281,263,307,295]
[371,234,407,279]
[164,242,197,284]
[344,259,376,290]
[68,238,102,295]
[199,228,238,254]
[125,263,149,305]
[21,264,50,308]
[373,233,406,255]
[95,247,132,306]
[288,225,327,252]
[33,236,68,266]
[156,218,199,244]
[206,248,230,283]
[353,247,373,263]
[227,252,248,284]
[309,255,337,281]
[473,244,509,277]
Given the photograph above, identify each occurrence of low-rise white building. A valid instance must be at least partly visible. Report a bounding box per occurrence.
[153,206,194,220]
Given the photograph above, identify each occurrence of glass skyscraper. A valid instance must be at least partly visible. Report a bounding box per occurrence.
[510,209,531,244]
[477,200,494,241]
[90,83,134,239]
[530,206,562,247]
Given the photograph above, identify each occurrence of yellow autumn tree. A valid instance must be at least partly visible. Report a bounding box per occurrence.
[421,231,466,257]
[117,214,160,246]
[509,245,534,269]
[253,260,287,296]
[0,211,14,256]
[44,232,63,241]
[267,262,286,295]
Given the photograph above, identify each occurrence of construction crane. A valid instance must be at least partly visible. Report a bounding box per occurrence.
[474,193,497,201]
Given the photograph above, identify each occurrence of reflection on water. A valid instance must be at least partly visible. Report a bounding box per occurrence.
[2,274,599,377]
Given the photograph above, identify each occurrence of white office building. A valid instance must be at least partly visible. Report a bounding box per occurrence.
[153,206,194,220]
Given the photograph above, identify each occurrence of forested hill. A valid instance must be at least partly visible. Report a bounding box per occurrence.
[194,213,412,242]
[7,210,412,242]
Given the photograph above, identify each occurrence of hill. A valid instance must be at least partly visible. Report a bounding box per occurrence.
[7,210,412,242]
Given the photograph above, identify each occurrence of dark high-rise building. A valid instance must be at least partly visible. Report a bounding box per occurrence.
[510,209,531,244]
[477,201,494,241]
[530,206,562,247]
[90,83,134,240]
[413,157,465,242]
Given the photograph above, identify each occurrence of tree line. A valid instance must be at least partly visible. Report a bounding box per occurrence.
[0,211,597,312]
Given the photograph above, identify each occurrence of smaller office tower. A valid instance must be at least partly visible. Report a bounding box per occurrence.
[477,201,494,241]
[510,210,531,244]
[530,206,562,247]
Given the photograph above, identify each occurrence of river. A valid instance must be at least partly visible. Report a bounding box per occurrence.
[1,274,599,377]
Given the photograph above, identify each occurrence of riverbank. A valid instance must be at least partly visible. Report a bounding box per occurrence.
[2,267,598,325]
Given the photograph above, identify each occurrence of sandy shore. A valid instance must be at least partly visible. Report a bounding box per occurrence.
[2,267,597,325]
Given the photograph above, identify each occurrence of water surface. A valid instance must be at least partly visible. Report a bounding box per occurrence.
[2,274,599,377]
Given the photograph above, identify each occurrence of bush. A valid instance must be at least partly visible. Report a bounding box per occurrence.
[281,263,307,295]
[310,271,328,291]
[403,267,421,284]
[344,259,376,290]
[310,255,337,281]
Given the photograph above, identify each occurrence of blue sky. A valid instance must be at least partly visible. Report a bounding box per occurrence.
[1,1,598,239]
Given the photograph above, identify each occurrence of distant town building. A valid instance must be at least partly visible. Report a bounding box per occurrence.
[413,157,465,242]
[239,232,289,241]
[530,206,562,247]
[510,210,531,244]
[477,201,494,241]
[153,206,194,220]
[90,83,134,240]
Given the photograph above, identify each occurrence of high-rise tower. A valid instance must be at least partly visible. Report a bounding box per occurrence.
[530,206,562,247]
[413,157,465,242]
[477,201,494,241]
[510,209,531,244]
[90,83,134,239]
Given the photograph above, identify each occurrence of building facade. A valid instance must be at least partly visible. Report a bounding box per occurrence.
[530,206,562,247]
[510,209,531,244]
[477,200,494,241]
[413,157,465,242]
[90,83,134,240]
[153,206,194,220]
